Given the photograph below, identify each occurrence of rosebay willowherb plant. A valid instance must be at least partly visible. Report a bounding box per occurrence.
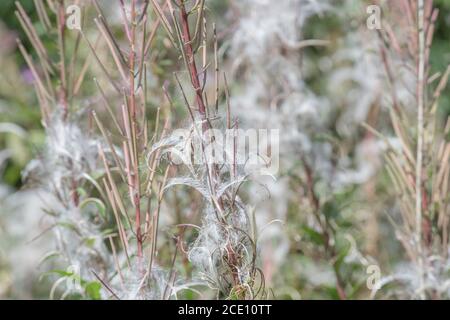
[19,0,179,300]
[16,0,112,298]
[367,0,450,299]
[146,0,267,299]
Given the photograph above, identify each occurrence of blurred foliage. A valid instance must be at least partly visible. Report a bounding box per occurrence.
[0,1,42,188]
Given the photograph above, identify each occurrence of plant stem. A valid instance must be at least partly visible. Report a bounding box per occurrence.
[178,1,207,122]
[129,0,143,259]
[57,0,68,119]
[416,0,426,299]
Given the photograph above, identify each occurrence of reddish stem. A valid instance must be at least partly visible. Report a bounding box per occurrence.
[179,2,207,120]
[57,1,68,119]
